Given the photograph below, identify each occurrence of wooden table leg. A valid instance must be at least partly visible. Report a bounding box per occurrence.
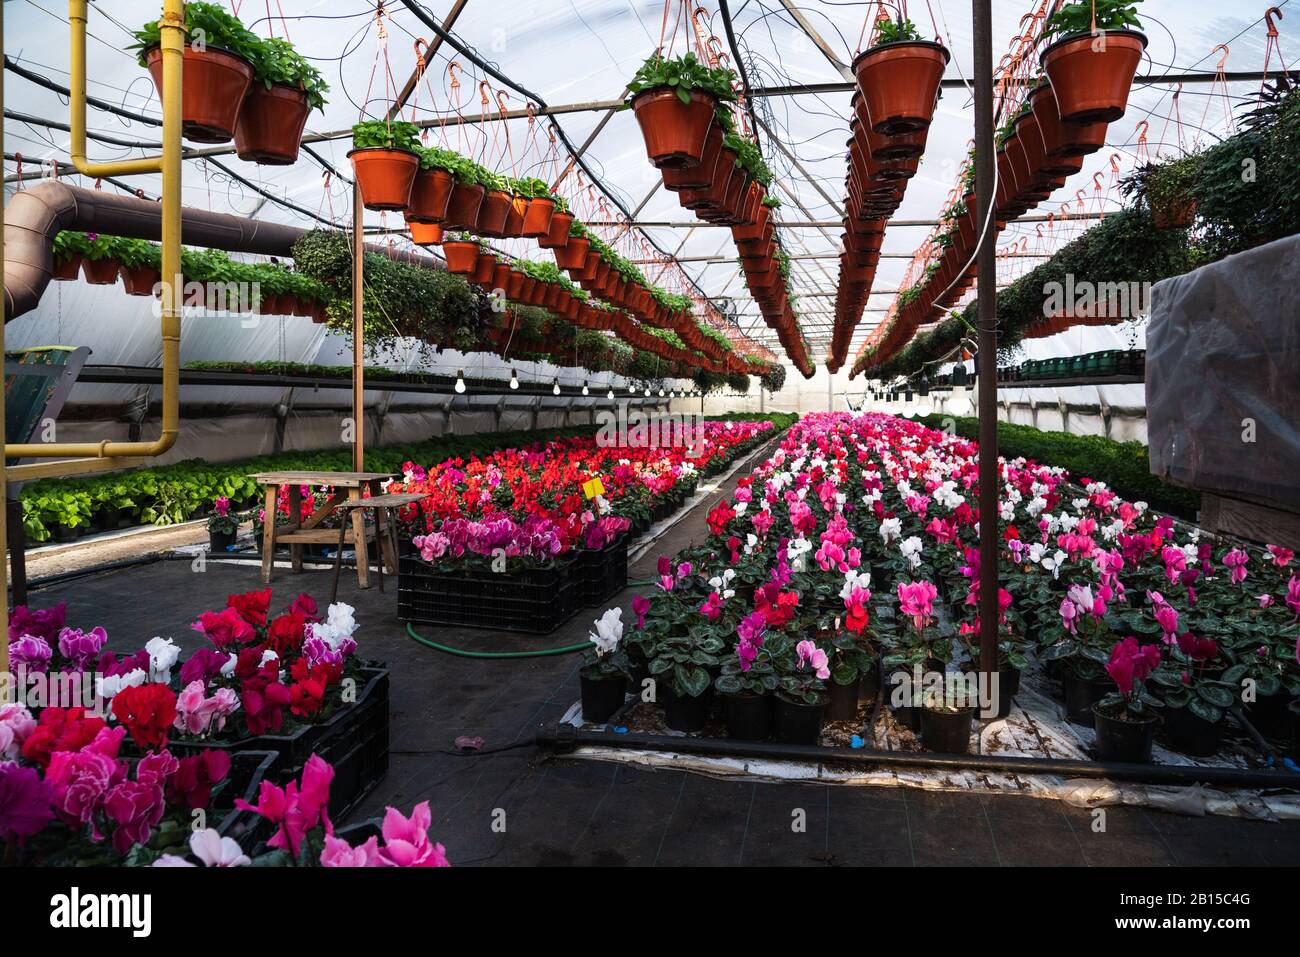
[287,483,303,573]
[348,487,370,588]
[260,485,277,584]
[380,507,401,575]
[376,508,385,595]
[330,513,348,604]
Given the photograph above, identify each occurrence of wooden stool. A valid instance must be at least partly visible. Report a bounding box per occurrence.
[328,492,430,603]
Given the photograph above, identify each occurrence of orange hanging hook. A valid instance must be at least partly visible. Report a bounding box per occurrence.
[496,90,511,118]
[1265,7,1283,37]
[1092,172,1105,191]
[479,81,492,108]
[1212,43,1230,70]
[446,61,462,90]
[1134,119,1149,143]
[412,38,429,74]
[1109,152,1122,173]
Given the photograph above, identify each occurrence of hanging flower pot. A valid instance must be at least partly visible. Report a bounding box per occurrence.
[443,182,486,229]
[441,238,481,274]
[475,188,514,238]
[497,193,527,238]
[662,123,724,191]
[145,45,254,144]
[120,265,161,296]
[82,256,122,285]
[348,146,420,211]
[1028,83,1107,159]
[521,196,557,239]
[1042,30,1147,125]
[505,269,526,301]
[406,219,443,245]
[234,83,311,165]
[852,40,950,135]
[537,210,574,250]
[554,235,590,272]
[407,168,455,223]
[470,252,498,286]
[52,255,83,281]
[630,87,717,169]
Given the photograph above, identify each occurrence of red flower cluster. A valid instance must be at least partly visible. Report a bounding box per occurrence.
[112,684,178,751]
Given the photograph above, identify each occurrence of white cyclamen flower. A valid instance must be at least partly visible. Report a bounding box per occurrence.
[589,608,623,656]
[879,517,902,545]
[145,636,181,684]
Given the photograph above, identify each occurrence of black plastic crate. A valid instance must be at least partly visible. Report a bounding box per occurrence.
[577,534,629,607]
[398,555,582,634]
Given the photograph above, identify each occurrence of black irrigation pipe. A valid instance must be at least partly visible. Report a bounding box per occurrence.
[535,725,1300,790]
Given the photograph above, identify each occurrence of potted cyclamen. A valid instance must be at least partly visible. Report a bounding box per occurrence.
[234,37,328,164]
[771,636,830,745]
[1150,633,1234,757]
[348,120,421,211]
[851,16,950,135]
[1093,637,1161,763]
[579,608,629,724]
[715,610,776,740]
[131,2,258,143]
[627,52,737,169]
[921,675,978,754]
[649,627,723,733]
[1040,0,1147,125]
[206,496,241,553]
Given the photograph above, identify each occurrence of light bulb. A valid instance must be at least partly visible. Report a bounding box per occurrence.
[607,387,615,399]
[509,369,519,390]
[454,370,466,394]
[658,387,665,397]
[644,387,651,397]
[552,378,561,396]
[629,385,636,395]
[582,381,589,396]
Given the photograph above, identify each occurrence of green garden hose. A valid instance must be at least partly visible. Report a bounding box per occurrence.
[406,622,590,658]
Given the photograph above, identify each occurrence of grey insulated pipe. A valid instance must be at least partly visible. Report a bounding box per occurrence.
[4,181,446,321]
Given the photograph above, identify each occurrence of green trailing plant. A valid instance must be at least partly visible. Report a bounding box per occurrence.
[249,36,328,110]
[1118,154,1202,219]
[130,1,261,66]
[1041,0,1143,42]
[52,230,92,263]
[874,17,924,46]
[350,120,420,152]
[626,51,738,105]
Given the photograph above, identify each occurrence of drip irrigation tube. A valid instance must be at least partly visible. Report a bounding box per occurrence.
[406,622,589,659]
[535,725,1300,789]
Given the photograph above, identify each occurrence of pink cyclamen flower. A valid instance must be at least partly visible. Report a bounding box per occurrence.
[1267,544,1295,568]
[795,640,830,680]
[376,801,450,867]
[631,595,650,630]
[1223,548,1249,585]
[213,496,231,518]
[1059,597,1080,634]
[320,833,381,868]
[700,593,722,622]
[897,581,938,633]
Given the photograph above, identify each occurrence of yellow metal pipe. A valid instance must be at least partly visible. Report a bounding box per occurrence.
[9,0,184,461]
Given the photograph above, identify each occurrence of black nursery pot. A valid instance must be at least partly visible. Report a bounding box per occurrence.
[988,666,1021,719]
[1062,670,1112,728]
[858,658,881,702]
[1092,705,1158,763]
[209,529,237,553]
[772,692,827,745]
[826,675,862,722]
[1161,705,1222,758]
[579,670,627,724]
[722,691,772,741]
[921,705,975,754]
[1247,692,1295,739]
[887,668,922,731]
[662,686,710,733]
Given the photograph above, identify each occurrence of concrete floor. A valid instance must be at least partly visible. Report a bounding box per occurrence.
[24,440,1300,867]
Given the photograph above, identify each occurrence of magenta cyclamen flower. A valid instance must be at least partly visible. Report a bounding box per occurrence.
[7,635,52,673]
[795,639,830,680]
[897,581,938,633]
[57,626,108,671]
[1223,549,1249,585]
[0,761,55,842]
[631,595,650,630]
[213,496,231,518]
[735,612,766,672]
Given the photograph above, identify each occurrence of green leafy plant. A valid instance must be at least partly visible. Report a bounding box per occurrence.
[874,17,924,46]
[249,36,329,111]
[351,120,420,152]
[1042,0,1143,42]
[627,51,738,105]
[130,1,262,66]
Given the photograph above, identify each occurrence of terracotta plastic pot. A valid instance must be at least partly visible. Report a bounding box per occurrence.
[1042,30,1147,125]
[81,257,121,285]
[441,240,480,274]
[120,265,160,296]
[475,189,513,237]
[443,182,486,229]
[661,123,725,191]
[52,255,83,281]
[680,157,732,210]
[146,45,253,144]
[630,88,716,169]
[851,40,950,135]
[1029,83,1107,158]
[348,147,419,211]
[407,168,455,223]
[505,270,526,300]
[407,220,443,245]
[470,252,498,286]
[537,210,574,249]
[554,236,590,272]
[234,82,311,165]
[1152,198,1197,229]
[521,196,556,239]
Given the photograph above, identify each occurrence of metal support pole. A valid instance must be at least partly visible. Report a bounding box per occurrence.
[973,0,999,692]
[352,183,365,471]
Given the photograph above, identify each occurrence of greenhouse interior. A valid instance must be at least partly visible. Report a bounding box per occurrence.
[1,0,1298,898]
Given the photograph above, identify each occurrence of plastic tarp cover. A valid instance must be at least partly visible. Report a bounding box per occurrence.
[1145,233,1300,509]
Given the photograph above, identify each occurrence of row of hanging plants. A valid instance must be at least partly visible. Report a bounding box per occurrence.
[849,0,1148,375]
[827,14,950,372]
[130,1,327,163]
[856,205,1195,380]
[49,232,333,318]
[626,50,812,374]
